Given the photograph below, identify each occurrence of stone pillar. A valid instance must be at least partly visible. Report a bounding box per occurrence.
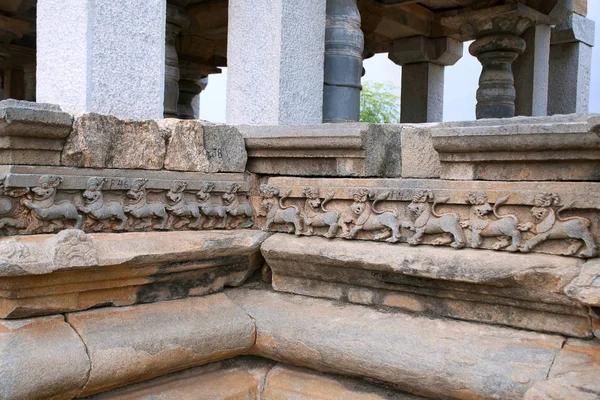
[23,63,35,102]
[323,0,364,123]
[547,13,595,115]
[513,24,551,117]
[388,36,463,123]
[164,1,190,119]
[37,0,166,120]
[227,0,326,125]
[178,69,208,120]
[442,5,545,119]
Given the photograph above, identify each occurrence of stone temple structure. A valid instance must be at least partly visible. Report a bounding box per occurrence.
[0,0,599,399]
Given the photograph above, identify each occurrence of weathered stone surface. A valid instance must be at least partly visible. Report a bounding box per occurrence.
[67,293,255,397]
[400,125,441,178]
[565,258,600,307]
[262,234,591,337]
[87,358,274,399]
[525,339,600,399]
[241,123,402,177]
[61,113,166,170]
[160,119,247,173]
[227,287,565,400]
[431,114,600,181]
[263,364,424,400]
[0,100,74,166]
[0,230,270,318]
[0,315,90,400]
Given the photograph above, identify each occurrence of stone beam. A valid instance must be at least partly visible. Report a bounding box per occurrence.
[227,0,326,125]
[389,36,463,123]
[36,0,166,120]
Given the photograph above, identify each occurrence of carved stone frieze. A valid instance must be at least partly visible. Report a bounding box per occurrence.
[0,167,253,236]
[254,178,600,259]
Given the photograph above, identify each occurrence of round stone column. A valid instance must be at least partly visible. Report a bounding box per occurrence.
[164,1,190,119]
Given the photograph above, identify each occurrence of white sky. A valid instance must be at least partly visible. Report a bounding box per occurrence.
[200,2,600,123]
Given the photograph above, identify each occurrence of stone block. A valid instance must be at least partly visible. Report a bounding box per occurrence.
[525,339,600,399]
[388,36,463,66]
[430,114,600,181]
[262,364,425,400]
[241,123,402,177]
[261,234,591,337]
[227,288,565,400]
[565,259,600,307]
[0,100,73,166]
[400,124,440,178]
[62,114,247,172]
[0,230,270,318]
[87,358,274,399]
[0,315,90,400]
[66,293,255,396]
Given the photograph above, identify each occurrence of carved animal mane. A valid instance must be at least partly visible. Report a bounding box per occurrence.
[535,207,556,234]
[469,206,490,231]
[414,203,431,229]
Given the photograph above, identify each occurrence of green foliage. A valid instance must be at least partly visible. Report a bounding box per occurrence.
[360,81,400,124]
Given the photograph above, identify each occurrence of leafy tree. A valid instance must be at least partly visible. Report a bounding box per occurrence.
[360,81,400,124]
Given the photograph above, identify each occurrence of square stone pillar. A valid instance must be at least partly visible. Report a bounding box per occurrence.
[36,0,166,120]
[389,36,463,123]
[513,24,551,117]
[227,0,326,125]
[548,13,595,115]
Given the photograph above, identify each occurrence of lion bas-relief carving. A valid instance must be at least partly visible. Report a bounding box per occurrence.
[460,192,523,252]
[78,177,128,231]
[123,179,168,230]
[22,175,83,233]
[259,185,302,235]
[165,181,202,230]
[342,189,402,243]
[519,193,597,258]
[0,174,28,234]
[196,182,227,229]
[222,183,254,229]
[300,187,340,238]
[406,190,466,248]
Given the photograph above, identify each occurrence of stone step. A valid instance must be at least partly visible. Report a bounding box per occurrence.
[227,286,598,400]
[87,357,424,400]
[0,230,270,318]
[261,233,595,338]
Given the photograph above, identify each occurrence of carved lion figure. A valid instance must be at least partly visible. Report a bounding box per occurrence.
[196,182,227,229]
[123,179,168,230]
[259,185,302,235]
[165,181,202,229]
[222,183,253,229]
[78,177,128,231]
[405,190,466,248]
[300,187,340,238]
[22,175,83,233]
[0,174,28,233]
[342,189,402,243]
[460,192,522,251]
[519,193,597,258]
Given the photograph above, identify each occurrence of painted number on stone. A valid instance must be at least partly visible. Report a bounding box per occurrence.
[207,148,223,159]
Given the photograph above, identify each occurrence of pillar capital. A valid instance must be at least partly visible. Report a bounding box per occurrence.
[388,36,463,67]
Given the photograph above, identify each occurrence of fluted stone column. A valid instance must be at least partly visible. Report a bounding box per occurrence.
[323,0,364,123]
[548,13,595,115]
[389,36,463,123]
[164,1,190,119]
[178,67,208,120]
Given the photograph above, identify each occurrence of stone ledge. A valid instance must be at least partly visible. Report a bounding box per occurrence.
[0,230,271,318]
[227,287,566,400]
[431,114,600,181]
[261,234,592,337]
[87,357,424,399]
[0,315,90,400]
[67,293,255,397]
[240,123,402,177]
